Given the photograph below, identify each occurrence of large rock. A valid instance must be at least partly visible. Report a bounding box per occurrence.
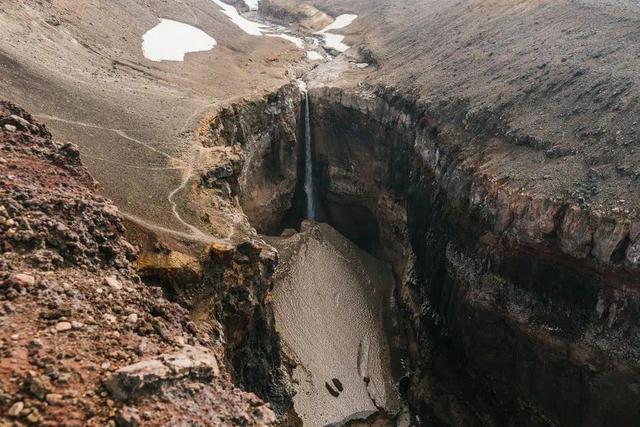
[104,346,220,401]
[5,273,35,288]
[258,0,332,32]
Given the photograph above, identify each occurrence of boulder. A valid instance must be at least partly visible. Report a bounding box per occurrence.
[5,273,35,288]
[104,346,219,401]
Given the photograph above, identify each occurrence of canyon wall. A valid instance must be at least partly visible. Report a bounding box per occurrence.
[135,236,296,415]
[130,78,640,425]
[199,82,303,235]
[307,85,640,425]
[136,83,304,418]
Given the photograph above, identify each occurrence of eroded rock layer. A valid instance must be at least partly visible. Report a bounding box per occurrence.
[135,234,295,415]
[305,85,640,425]
[196,82,303,236]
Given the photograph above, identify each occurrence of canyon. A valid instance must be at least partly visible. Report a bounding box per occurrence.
[2,0,640,426]
[184,76,640,425]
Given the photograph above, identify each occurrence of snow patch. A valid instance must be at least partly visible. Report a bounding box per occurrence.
[267,33,305,48]
[142,19,216,62]
[210,0,306,51]
[322,14,358,32]
[316,14,358,53]
[320,33,349,52]
[211,0,267,36]
[307,51,323,60]
[243,0,260,11]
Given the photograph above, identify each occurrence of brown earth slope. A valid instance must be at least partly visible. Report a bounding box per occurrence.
[309,0,640,217]
[0,103,276,425]
[0,0,305,236]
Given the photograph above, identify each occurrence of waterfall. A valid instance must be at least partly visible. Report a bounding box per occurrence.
[303,92,316,220]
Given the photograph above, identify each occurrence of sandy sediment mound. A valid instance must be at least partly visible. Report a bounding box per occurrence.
[266,222,401,426]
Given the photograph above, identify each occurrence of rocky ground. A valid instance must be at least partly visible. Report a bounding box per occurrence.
[0,103,276,425]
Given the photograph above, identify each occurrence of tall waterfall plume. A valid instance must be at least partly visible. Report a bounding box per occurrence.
[303,91,316,220]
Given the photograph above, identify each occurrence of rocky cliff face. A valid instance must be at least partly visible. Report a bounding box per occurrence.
[306,85,640,425]
[198,82,303,235]
[132,83,305,418]
[0,102,277,426]
[135,236,296,416]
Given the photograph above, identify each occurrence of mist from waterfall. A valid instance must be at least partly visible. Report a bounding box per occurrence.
[304,92,316,220]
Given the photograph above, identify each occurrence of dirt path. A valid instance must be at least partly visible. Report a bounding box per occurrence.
[35,114,180,162]
[35,113,220,242]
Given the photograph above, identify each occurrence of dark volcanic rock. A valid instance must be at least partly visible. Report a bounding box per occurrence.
[304,86,640,426]
[136,238,295,415]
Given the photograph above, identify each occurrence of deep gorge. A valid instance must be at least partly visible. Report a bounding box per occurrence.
[161,81,640,426]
